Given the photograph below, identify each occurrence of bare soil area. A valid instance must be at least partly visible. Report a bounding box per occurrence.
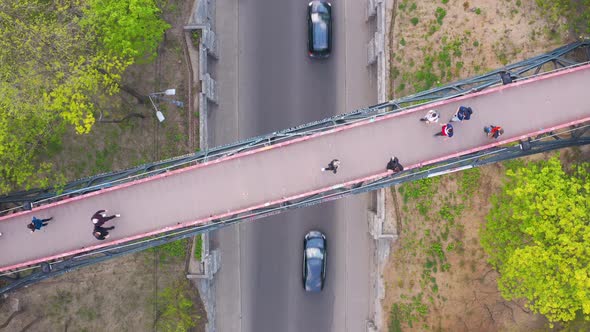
[388,0,571,99]
[0,251,206,332]
[1,0,206,331]
[382,0,579,331]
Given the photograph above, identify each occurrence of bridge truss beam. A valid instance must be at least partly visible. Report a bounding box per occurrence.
[1,41,589,294]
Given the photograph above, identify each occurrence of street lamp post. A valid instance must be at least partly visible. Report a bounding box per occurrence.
[148,89,177,123]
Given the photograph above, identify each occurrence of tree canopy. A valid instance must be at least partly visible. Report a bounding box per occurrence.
[0,0,169,193]
[480,156,590,324]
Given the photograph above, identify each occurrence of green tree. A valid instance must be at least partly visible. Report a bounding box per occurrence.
[480,156,590,324]
[80,0,170,62]
[155,280,200,332]
[0,0,168,193]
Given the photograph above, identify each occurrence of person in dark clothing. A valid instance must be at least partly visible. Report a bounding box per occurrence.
[386,157,404,173]
[450,106,473,122]
[484,125,504,139]
[434,123,454,138]
[91,210,121,227]
[27,216,53,233]
[321,159,341,174]
[93,225,115,241]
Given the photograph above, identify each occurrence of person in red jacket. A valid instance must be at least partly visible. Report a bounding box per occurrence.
[434,123,454,138]
[484,125,504,139]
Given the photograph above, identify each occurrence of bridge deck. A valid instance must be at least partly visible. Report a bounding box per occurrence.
[1,64,589,272]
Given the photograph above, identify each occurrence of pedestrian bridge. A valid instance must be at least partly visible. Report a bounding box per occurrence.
[0,63,589,273]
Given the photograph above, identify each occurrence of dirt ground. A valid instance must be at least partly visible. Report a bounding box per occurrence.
[381,0,581,331]
[388,0,572,100]
[0,250,205,332]
[1,0,206,331]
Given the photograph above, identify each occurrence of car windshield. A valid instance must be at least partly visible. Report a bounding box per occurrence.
[306,237,324,249]
[306,247,324,259]
[310,3,329,51]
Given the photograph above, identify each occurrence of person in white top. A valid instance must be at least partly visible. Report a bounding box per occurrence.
[420,110,440,124]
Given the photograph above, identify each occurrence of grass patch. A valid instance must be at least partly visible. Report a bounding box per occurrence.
[390,294,429,329]
[398,176,439,203]
[194,234,203,260]
[389,304,403,332]
[459,168,481,199]
[191,30,201,47]
[77,306,97,321]
[535,0,590,34]
[435,7,447,25]
[150,238,188,262]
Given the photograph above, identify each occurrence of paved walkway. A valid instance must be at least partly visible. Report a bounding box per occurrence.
[1,64,589,272]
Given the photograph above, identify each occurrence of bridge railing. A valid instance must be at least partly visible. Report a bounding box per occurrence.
[1,41,589,215]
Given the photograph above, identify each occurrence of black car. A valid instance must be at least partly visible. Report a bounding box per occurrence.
[303,230,327,292]
[307,1,332,58]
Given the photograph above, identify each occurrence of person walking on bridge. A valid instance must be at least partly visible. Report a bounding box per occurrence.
[484,125,504,139]
[420,110,440,124]
[27,216,53,233]
[93,224,115,241]
[91,210,120,227]
[386,157,404,173]
[434,123,454,138]
[450,106,473,122]
[321,159,341,174]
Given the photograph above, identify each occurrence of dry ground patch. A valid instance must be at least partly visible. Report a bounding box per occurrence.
[382,0,582,331]
[0,250,206,332]
[388,0,570,98]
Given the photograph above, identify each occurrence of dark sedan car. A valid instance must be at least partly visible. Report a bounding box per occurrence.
[303,230,327,292]
[307,1,332,58]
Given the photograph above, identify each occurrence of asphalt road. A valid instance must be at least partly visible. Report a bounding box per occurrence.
[210,0,377,330]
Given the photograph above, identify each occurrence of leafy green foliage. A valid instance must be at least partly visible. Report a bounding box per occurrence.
[480,156,590,323]
[535,0,590,34]
[0,0,168,193]
[81,0,171,62]
[155,279,200,332]
[435,7,446,25]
